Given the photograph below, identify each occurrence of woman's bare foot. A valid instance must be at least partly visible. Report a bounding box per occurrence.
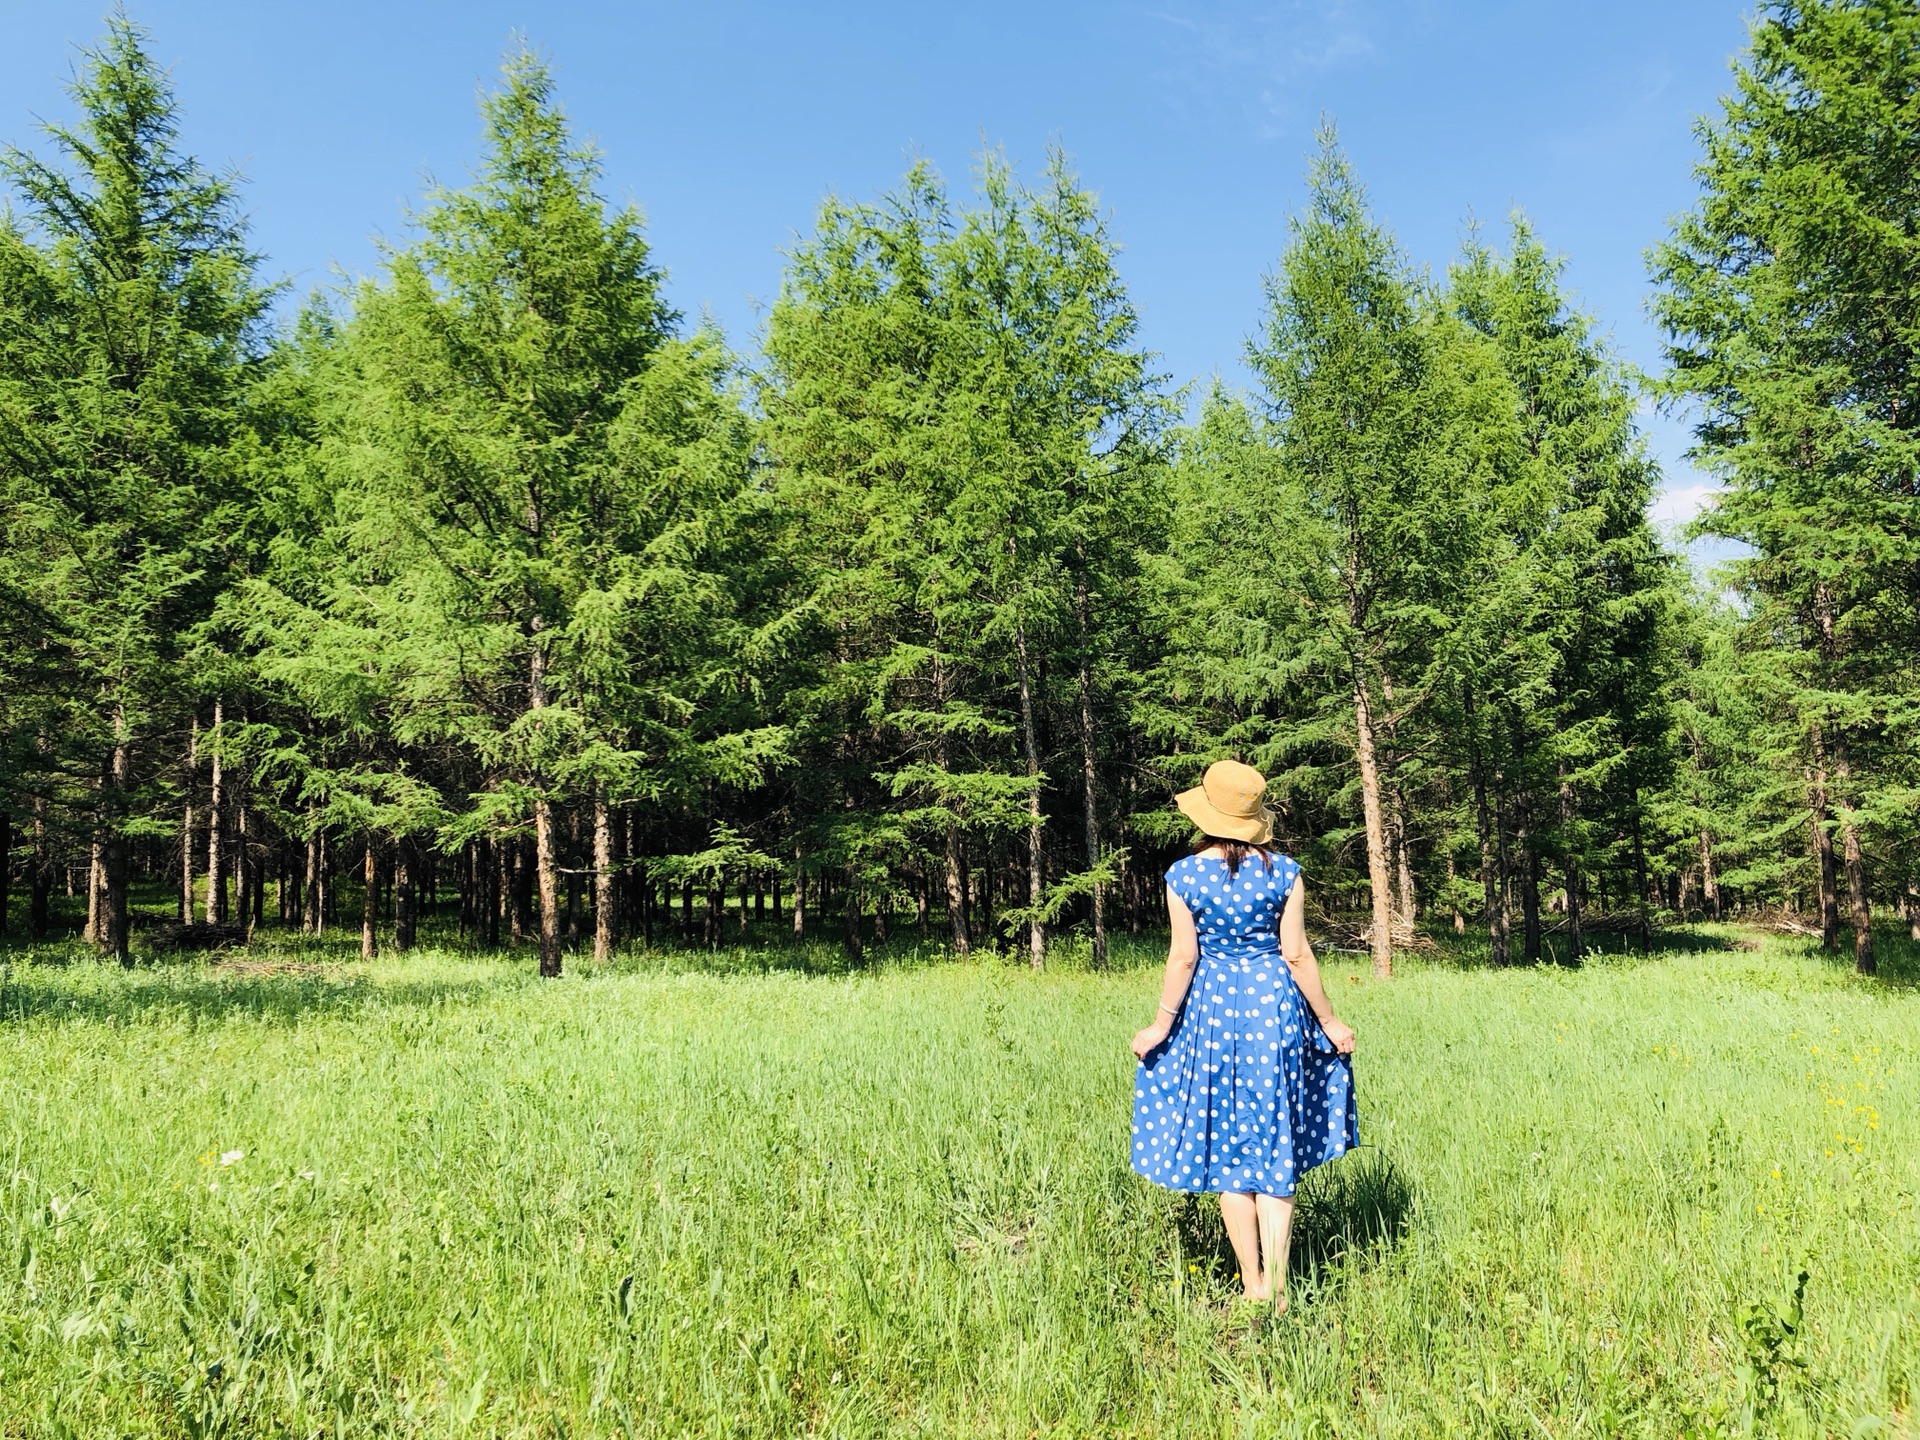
[1241,1271,1271,1302]
[1270,1286,1289,1317]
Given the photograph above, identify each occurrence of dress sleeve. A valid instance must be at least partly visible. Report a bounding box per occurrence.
[1163,858,1194,911]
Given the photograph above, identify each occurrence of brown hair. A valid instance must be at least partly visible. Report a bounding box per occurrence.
[1192,833,1275,878]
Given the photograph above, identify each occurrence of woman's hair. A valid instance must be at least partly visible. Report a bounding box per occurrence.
[1192,833,1274,878]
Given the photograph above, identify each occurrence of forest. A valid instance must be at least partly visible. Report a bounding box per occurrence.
[2,1,1915,983]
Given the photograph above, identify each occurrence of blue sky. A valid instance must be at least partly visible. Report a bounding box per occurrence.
[2,1,1754,524]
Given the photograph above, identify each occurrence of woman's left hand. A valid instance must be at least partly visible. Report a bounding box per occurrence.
[1321,1016,1356,1055]
[1130,1022,1170,1059]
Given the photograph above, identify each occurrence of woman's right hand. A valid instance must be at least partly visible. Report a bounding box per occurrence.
[1320,1016,1356,1055]
[1130,1022,1170,1059]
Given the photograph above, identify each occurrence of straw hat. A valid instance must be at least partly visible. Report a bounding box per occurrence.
[1175,760,1274,845]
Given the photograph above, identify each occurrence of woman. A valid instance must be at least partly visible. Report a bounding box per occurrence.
[1129,759,1358,1312]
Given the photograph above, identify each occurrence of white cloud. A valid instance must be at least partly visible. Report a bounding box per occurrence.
[1649,480,1717,529]
[1138,1,1381,139]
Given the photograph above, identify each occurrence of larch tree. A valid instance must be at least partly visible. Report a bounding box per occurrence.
[248,49,763,975]
[1655,0,1920,974]
[1243,129,1518,977]
[1451,218,1679,961]
[0,14,271,961]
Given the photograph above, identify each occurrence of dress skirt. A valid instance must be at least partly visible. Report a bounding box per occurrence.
[1130,853,1358,1197]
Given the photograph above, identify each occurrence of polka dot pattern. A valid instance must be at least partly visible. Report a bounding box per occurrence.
[1130,853,1358,1197]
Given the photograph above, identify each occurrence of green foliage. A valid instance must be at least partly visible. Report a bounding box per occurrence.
[0,6,1914,975]
[1654,0,1920,971]
[763,149,1169,961]
[0,13,273,956]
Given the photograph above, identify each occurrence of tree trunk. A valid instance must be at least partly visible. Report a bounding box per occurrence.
[103,714,131,964]
[394,840,416,952]
[1832,752,1874,975]
[322,828,335,927]
[1074,569,1108,969]
[85,831,102,946]
[565,809,584,943]
[1124,837,1142,934]
[236,804,255,941]
[254,845,267,931]
[792,849,806,938]
[1352,670,1394,979]
[1808,729,1840,949]
[1555,766,1582,966]
[617,807,637,937]
[508,841,528,944]
[360,838,379,960]
[1907,874,1920,942]
[0,810,10,936]
[1390,791,1417,944]
[1562,854,1583,967]
[931,653,971,958]
[1518,797,1540,964]
[962,849,977,943]
[975,850,993,942]
[205,698,225,925]
[1629,803,1653,954]
[30,793,51,939]
[1493,791,1515,964]
[304,819,322,935]
[942,825,969,957]
[1698,829,1721,921]
[593,788,614,965]
[843,868,864,965]
[1446,849,1465,933]
[180,715,197,922]
[1012,619,1046,971]
[1478,795,1503,965]
[482,837,501,948]
[533,799,562,976]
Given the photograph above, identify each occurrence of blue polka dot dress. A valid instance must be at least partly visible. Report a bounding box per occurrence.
[1131,853,1358,1197]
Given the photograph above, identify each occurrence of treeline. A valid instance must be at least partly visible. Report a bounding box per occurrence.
[1,4,1914,977]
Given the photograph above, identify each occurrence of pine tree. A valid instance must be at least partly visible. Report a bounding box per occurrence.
[1654,0,1920,973]
[245,50,761,975]
[1241,129,1519,977]
[1452,218,1679,961]
[0,14,272,960]
[765,152,1168,967]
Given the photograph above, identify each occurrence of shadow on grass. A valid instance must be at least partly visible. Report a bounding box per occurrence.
[1169,1149,1415,1286]
[0,956,511,1027]
[1797,924,1920,990]
[1411,920,1736,972]
[1290,1149,1416,1278]
[0,917,986,1027]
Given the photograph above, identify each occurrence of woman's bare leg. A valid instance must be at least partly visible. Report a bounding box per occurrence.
[1218,1193,1267,1299]
[1255,1194,1296,1313]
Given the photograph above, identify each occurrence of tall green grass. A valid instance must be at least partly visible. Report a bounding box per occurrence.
[2,928,1915,1436]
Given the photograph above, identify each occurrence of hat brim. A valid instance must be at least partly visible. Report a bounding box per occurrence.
[1175,786,1274,845]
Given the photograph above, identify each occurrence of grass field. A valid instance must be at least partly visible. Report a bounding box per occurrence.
[2,924,1917,1437]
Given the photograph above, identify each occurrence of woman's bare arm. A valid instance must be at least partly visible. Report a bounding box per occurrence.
[1130,886,1199,1059]
[1279,877,1355,1054]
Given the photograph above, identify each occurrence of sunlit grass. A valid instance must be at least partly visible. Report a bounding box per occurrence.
[2,925,1916,1436]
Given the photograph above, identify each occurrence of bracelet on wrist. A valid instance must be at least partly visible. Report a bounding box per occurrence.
[1158,1002,1179,1018]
